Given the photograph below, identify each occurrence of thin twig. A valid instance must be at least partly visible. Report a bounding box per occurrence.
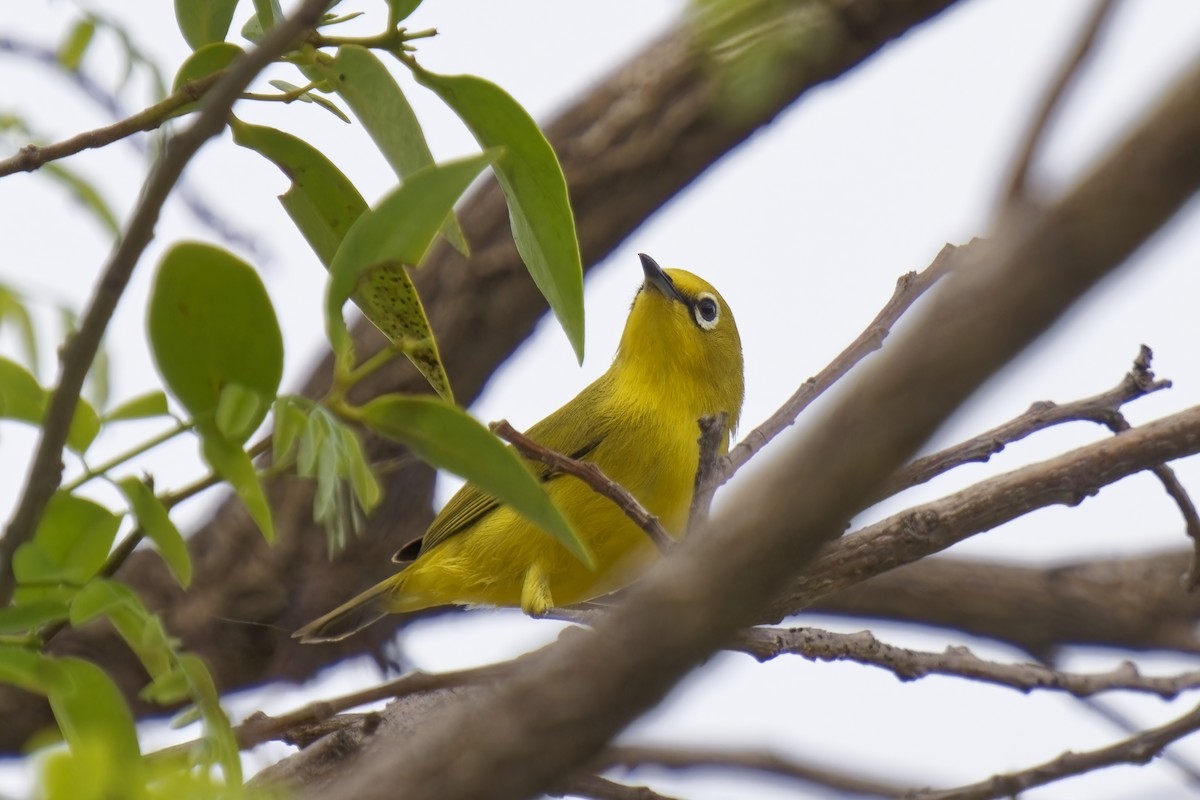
[732,626,1200,699]
[149,662,508,762]
[598,744,910,798]
[0,72,223,178]
[873,344,1171,501]
[490,420,674,552]
[552,774,682,800]
[1001,0,1121,204]
[1084,347,1200,588]
[1067,692,1200,787]
[905,699,1200,800]
[688,413,727,531]
[0,36,266,257]
[716,241,966,493]
[0,0,334,606]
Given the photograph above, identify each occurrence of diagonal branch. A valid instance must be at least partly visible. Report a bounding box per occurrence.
[874,344,1170,501]
[491,420,673,552]
[717,241,961,492]
[0,0,335,606]
[908,699,1200,800]
[596,744,911,798]
[0,72,223,178]
[1000,0,1120,204]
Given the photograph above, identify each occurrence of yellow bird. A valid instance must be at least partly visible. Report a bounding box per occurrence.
[295,254,744,642]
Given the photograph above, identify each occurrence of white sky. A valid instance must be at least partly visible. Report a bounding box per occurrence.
[4,1,1200,798]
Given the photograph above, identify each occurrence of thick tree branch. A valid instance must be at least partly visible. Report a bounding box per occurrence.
[0,0,333,605]
[811,549,1200,656]
[320,23,1200,800]
[767,403,1200,629]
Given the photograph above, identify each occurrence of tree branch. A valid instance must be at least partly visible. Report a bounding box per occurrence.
[596,744,911,799]
[491,420,673,552]
[873,343,1169,501]
[768,403,1200,629]
[1000,0,1120,204]
[718,242,960,492]
[0,0,334,606]
[0,72,223,178]
[733,626,1200,699]
[908,699,1200,800]
[810,549,1200,657]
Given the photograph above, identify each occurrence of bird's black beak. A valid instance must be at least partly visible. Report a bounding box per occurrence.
[639,253,685,303]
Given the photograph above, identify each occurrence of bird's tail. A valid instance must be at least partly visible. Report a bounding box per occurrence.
[293,578,395,643]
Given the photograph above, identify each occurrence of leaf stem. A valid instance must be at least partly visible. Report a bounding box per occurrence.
[63,421,191,492]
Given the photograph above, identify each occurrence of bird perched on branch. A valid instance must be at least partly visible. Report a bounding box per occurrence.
[295,253,744,642]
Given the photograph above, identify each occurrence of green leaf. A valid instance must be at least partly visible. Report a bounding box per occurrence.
[359,395,590,567]
[64,580,240,785]
[201,435,274,541]
[215,382,266,442]
[148,242,283,438]
[250,0,283,35]
[316,46,468,255]
[177,652,241,785]
[115,477,192,587]
[308,91,352,123]
[42,163,120,237]
[0,349,101,452]
[105,390,170,422]
[0,644,52,693]
[388,0,424,23]
[140,666,191,705]
[57,18,96,70]
[272,395,310,464]
[66,396,101,454]
[45,657,142,784]
[231,120,459,399]
[0,600,68,633]
[326,152,493,376]
[172,41,242,93]
[175,0,239,49]
[0,286,40,368]
[230,119,367,267]
[336,422,380,511]
[0,355,46,424]
[354,263,452,401]
[13,492,120,586]
[415,69,585,362]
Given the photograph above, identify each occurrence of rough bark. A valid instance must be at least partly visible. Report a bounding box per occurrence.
[0,0,966,751]
[812,549,1200,657]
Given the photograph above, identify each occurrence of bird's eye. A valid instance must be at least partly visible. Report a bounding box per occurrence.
[693,294,719,330]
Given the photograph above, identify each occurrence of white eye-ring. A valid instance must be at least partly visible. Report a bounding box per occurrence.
[693,292,720,330]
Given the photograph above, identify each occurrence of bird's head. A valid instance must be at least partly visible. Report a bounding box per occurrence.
[614,254,744,434]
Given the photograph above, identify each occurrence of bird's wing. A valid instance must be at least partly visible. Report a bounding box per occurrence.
[395,377,613,560]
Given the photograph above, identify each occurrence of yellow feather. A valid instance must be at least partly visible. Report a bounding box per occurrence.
[295,256,744,641]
